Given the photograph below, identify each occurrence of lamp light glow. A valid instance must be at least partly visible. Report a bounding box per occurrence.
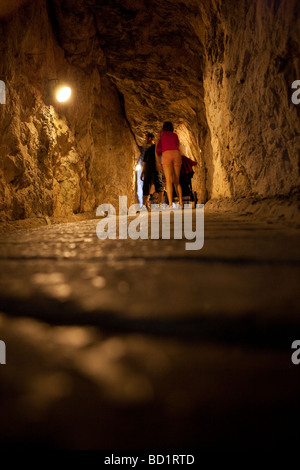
[135,163,142,171]
[57,86,72,103]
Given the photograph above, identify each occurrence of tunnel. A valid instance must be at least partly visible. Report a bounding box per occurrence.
[0,0,299,451]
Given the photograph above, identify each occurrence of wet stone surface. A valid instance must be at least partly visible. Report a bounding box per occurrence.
[0,212,299,449]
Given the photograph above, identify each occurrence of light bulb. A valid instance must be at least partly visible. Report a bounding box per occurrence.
[56,87,72,103]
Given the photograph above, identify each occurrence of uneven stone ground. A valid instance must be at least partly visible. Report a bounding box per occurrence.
[0,209,299,449]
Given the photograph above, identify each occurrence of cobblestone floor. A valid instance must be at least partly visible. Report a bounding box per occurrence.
[0,211,299,449]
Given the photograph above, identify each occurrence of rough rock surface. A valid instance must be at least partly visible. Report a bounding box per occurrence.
[202,0,300,198]
[0,0,138,220]
[0,0,299,220]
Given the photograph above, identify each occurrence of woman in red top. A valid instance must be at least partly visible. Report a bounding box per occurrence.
[155,121,183,209]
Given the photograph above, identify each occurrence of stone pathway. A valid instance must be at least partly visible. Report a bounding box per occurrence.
[0,212,299,449]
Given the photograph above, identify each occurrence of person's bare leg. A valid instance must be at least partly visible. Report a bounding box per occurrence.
[143,195,150,206]
[162,164,174,207]
[158,191,164,205]
[173,165,183,208]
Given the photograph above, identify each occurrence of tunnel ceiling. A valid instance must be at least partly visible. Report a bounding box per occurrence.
[0,0,30,18]
[51,0,207,145]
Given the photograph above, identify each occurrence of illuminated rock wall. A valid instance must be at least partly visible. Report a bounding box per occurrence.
[0,0,138,220]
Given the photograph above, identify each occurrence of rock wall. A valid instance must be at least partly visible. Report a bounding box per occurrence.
[201,0,300,199]
[0,0,139,220]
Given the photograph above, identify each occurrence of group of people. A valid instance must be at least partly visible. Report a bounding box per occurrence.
[141,121,184,209]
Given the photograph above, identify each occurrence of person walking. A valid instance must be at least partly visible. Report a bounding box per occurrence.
[141,132,164,209]
[155,121,183,209]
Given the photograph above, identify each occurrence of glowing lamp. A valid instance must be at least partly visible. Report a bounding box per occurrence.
[135,163,142,171]
[56,86,72,103]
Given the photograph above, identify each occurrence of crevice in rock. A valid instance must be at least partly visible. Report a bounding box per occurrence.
[112,83,142,152]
